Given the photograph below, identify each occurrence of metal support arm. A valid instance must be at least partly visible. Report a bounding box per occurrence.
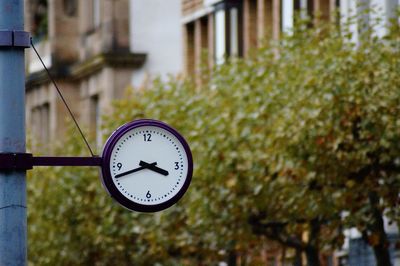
[0,153,102,170]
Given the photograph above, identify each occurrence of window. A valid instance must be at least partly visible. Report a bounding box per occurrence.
[185,22,195,75]
[31,103,50,146]
[63,0,77,17]
[200,16,209,51]
[40,103,50,144]
[195,16,210,76]
[282,0,318,33]
[303,0,314,20]
[282,0,310,32]
[31,0,48,38]
[214,0,243,64]
[32,107,41,143]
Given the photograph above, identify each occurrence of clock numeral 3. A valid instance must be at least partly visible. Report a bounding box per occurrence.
[143,133,152,142]
[146,191,151,198]
[174,162,179,170]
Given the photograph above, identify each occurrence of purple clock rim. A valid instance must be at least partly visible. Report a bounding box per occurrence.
[100,119,193,213]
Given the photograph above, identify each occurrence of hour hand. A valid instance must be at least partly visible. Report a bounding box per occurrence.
[115,162,157,178]
[139,161,169,176]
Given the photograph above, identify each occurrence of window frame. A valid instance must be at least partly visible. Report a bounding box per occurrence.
[213,0,243,64]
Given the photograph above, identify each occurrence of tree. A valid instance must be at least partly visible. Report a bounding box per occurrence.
[28,17,400,265]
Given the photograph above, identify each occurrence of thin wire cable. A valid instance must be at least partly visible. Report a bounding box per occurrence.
[30,38,95,157]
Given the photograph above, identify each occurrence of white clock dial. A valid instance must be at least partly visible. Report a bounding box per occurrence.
[110,126,188,204]
[101,120,193,212]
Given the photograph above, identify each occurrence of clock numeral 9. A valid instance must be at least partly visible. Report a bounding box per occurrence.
[146,191,151,198]
[174,162,179,170]
[143,133,152,142]
[117,163,122,170]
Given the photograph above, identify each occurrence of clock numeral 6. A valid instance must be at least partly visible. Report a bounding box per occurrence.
[143,133,152,142]
[117,163,122,170]
[174,162,179,170]
[146,191,151,198]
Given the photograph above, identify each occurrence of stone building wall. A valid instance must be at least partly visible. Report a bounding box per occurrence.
[182,0,204,16]
[25,0,145,150]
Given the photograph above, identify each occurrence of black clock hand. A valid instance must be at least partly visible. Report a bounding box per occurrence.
[115,162,157,178]
[139,161,169,176]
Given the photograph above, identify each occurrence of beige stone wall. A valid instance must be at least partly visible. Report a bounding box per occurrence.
[78,66,134,147]
[182,0,204,16]
[243,0,258,54]
[314,0,331,24]
[26,65,135,149]
[49,0,79,64]
[257,0,273,42]
[25,0,140,150]
[79,0,131,61]
[26,81,80,149]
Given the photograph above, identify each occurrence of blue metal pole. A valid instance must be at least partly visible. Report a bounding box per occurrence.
[0,0,27,265]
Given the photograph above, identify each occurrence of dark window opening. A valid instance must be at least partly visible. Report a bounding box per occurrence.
[185,22,195,75]
[32,0,48,39]
[63,0,77,17]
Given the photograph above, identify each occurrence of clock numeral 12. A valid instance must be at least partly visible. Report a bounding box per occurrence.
[146,191,151,198]
[143,133,152,142]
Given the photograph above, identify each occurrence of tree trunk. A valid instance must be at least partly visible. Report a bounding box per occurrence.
[305,246,320,266]
[373,243,392,266]
[368,192,392,266]
[281,246,286,265]
[293,248,303,266]
[305,219,321,266]
[227,249,237,266]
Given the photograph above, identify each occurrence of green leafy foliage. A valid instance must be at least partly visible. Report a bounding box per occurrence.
[28,18,400,265]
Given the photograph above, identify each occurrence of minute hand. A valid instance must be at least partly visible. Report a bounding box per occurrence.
[115,162,157,178]
[139,161,169,176]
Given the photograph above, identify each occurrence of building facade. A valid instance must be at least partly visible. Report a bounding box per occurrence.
[182,0,400,79]
[182,0,337,81]
[25,0,182,150]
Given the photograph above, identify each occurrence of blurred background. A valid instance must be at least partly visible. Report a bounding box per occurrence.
[25,0,400,265]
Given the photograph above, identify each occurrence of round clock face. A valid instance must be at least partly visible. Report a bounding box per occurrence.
[101,119,193,212]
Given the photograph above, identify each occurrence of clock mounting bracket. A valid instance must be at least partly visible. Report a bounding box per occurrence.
[0,153,102,170]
